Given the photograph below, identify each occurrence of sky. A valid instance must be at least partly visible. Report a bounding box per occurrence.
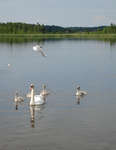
[0,0,116,27]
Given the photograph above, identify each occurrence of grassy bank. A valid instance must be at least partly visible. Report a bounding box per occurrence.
[0,33,116,44]
[0,33,116,39]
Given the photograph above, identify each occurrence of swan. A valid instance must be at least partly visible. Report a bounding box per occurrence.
[76,86,87,96]
[14,91,24,102]
[30,84,45,106]
[40,84,50,96]
[26,84,49,98]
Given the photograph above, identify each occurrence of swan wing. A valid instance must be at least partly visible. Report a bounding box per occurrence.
[81,91,87,95]
[34,95,44,105]
[15,96,24,102]
[40,90,50,96]
[76,91,87,96]
[33,46,38,51]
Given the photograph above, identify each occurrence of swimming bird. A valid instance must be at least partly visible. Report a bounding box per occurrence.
[26,92,31,98]
[26,84,49,98]
[40,84,50,96]
[76,86,87,96]
[30,84,45,106]
[14,91,24,103]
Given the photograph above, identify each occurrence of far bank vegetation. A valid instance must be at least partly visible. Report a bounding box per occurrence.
[0,22,116,34]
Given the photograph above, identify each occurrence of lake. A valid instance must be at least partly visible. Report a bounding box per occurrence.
[0,38,116,150]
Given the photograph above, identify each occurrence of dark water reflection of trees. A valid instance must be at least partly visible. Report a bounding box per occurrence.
[0,37,116,47]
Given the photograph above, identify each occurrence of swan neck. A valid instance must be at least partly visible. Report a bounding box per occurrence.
[43,86,45,91]
[77,89,80,92]
[76,89,80,96]
[30,89,34,105]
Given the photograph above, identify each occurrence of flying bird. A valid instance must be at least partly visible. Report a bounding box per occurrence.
[33,45,46,57]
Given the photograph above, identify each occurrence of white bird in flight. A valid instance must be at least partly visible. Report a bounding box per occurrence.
[33,45,46,57]
[8,64,11,67]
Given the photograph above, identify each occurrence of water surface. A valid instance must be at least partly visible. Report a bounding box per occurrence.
[0,39,116,150]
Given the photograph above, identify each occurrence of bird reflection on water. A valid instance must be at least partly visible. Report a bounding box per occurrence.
[30,104,46,128]
[76,95,83,105]
[14,101,24,110]
[14,97,46,128]
[76,95,87,105]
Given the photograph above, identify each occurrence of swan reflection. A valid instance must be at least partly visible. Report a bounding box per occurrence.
[14,100,24,110]
[30,105,46,128]
[15,101,18,110]
[76,95,85,105]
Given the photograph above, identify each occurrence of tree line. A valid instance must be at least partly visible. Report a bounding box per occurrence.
[103,23,116,34]
[0,22,45,34]
[0,22,116,34]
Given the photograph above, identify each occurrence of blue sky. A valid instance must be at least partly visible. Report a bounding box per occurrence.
[0,0,116,27]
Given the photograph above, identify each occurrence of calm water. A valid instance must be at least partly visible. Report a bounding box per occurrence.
[0,39,116,150]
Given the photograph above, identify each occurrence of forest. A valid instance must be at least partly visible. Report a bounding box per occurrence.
[0,22,116,34]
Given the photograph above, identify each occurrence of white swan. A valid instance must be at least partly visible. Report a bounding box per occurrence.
[40,84,50,96]
[76,86,87,96]
[14,91,24,102]
[30,84,45,106]
[26,84,49,98]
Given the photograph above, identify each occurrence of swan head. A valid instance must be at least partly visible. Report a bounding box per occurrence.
[30,84,34,90]
[77,86,80,90]
[15,91,19,97]
[42,84,46,89]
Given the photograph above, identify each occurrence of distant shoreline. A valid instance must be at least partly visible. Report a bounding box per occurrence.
[0,33,116,39]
